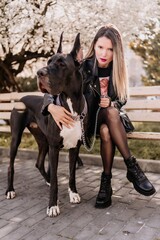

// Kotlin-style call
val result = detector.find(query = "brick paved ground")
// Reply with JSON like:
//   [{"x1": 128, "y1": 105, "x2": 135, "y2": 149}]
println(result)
[{"x1": 0, "y1": 156, "x2": 160, "y2": 240}]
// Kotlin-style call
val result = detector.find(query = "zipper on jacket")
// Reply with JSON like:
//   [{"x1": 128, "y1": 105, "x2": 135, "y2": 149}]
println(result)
[{"x1": 89, "y1": 84, "x2": 101, "y2": 97}]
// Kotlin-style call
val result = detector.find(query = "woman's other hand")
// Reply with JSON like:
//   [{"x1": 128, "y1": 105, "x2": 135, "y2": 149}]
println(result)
[{"x1": 99, "y1": 96, "x2": 111, "y2": 108}]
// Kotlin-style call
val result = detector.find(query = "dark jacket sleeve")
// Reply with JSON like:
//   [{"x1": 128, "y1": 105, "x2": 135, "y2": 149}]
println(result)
[
  {"x1": 113, "y1": 98, "x2": 127, "y2": 110},
  {"x1": 41, "y1": 93, "x2": 56, "y2": 116}
]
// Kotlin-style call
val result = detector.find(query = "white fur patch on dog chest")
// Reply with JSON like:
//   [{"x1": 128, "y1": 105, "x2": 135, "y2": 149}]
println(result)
[
  {"x1": 60, "y1": 121, "x2": 81, "y2": 149},
  {"x1": 60, "y1": 98, "x2": 82, "y2": 149}
]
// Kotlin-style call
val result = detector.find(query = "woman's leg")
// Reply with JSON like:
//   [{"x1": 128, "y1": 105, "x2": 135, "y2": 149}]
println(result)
[
  {"x1": 95, "y1": 123, "x2": 115, "y2": 208},
  {"x1": 100, "y1": 107, "x2": 155, "y2": 196},
  {"x1": 100, "y1": 107, "x2": 131, "y2": 160},
  {"x1": 100, "y1": 124, "x2": 115, "y2": 175}
]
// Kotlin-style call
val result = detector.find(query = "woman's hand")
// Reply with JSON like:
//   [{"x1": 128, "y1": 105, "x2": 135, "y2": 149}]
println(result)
[
  {"x1": 99, "y1": 96, "x2": 111, "y2": 108},
  {"x1": 48, "y1": 104, "x2": 75, "y2": 130}
]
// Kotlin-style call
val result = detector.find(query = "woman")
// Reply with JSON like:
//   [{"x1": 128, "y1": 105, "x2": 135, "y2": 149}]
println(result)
[{"x1": 42, "y1": 24, "x2": 155, "y2": 208}]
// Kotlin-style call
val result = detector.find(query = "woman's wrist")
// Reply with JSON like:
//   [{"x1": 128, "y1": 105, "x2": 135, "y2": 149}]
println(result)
[{"x1": 48, "y1": 103, "x2": 55, "y2": 113}]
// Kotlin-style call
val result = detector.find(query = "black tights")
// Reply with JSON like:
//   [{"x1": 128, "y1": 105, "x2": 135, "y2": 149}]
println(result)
[{"x1": 98, "y1": 106, "x2": 131, "y2": 175}]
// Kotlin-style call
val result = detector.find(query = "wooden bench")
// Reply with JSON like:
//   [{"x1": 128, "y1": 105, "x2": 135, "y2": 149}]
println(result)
[
  {"x1": 0, "y1": 86, "x2": 160, "y2": 141},
  {"x1": 0, "y1": 92, "x2": 43, "y2": 133},
  {"x1": 125, "y1": 86, "x2": 160, "y2": 140}
]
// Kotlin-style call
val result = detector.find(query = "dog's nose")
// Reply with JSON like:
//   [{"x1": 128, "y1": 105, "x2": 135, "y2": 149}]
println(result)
[{"x1": 37, "y1": 68, "x2": 47, "y2": 77}]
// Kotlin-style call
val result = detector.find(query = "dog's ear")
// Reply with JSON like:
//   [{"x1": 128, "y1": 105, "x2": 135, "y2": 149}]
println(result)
[
  {"x1": 70, "y1": 33, "x2": 83, "y2": 63},
  {"x1": 57, "y1": 32, "x2": 63, "y2": 53}
]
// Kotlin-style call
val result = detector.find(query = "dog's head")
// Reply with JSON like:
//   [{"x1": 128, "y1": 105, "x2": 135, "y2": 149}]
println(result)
[{"x1": 37, "y1": 33, "x2": 83, "y2": 96}]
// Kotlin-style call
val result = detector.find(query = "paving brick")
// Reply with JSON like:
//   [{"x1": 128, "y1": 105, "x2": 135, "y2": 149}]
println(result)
[
  {"x1": 74, "y1": 222, "x2": 99, "y2": 240},
  {"x1": 146, "y1": 214, "x2": 160, "y2": 229},
  {"x1": 0, "y1": 206, "x2": 26, "y2": 220},
  {"x1": 0, "y1": 222, "x2": 19, "y2": 238},
  {"x1": 136, "y1": 206, "x2": 156, "y2": 219},
  {"x1": 0, "y1": 226, "x2": 31, "y2": 240},
  {"x1": 39, "y1": 234, "x2": 61, "y2": 240},
  {"x1": 58, "y1": 225, "x2": 82, "y2": 239},
  {"x1": 114, "y1": 208, "x2": 137, "y2": 222},
  {"x1": 70, "y1": 212, "x2": 94, "y2": 228},
  {"x1": 0, "y1": 219, "x2": 9, "y2": 229},
  {"x1": 134, "y1": 225, "x2": 158, "y2": 240},
  {"x1": 122, "y1": 220, "x2": 145, "y2": 234},
  {"x1": 91, "y1": 220, "x2": 124, "y2": 240},
  {"x1": 0, "y1": 208, "x2": 8, "y2": 216}
]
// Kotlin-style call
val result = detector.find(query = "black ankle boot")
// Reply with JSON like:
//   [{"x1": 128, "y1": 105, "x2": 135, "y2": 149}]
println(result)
[
  {"x1": 124, "y1": 156, "x2": 156, "y2": 196},
  {"x1": 95, "y1": 172, "x2": 112, "y2": 208}
]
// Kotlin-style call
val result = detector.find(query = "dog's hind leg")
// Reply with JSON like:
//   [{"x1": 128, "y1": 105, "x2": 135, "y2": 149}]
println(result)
[
  {"x1": 36, "y1": 140, "x2": 50, "y2": 185},
  {"x1": 6, "y1": 109, "x2": 27, "y2": 199},
  {"x1": 30, "y1": 127, "x2": 50, "y2": 185},
  {"x1": 68, "y1": 143, "x2": 81, "y2": 204},
  {"x1": 77, "y1": 156, "x2": 84, "y2": 168}
]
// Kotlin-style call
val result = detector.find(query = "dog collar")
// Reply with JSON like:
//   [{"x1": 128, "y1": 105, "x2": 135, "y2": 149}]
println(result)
[
  {"x1": 71, "y1": 96, "x2": 87, "y2": 121},
  {"x1": 71, "y1": 115, "x2": 80, "y2": 121},
  {"x1": 56, "y1": 94, "x2": 87, "y2": 122}
]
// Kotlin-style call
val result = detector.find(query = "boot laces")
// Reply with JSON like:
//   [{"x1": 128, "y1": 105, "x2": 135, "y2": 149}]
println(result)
[
  {"x1": 133, "y1": 163, "x2": 146, "y2": 181},
  {"x1": 99, "y1": 177, "x2": 111, "y2": 193}
]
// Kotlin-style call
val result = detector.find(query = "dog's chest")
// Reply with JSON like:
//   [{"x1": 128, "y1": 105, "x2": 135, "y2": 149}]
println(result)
[{"x1": 60, "y1": 99, "x2": 82, "y2": 149}]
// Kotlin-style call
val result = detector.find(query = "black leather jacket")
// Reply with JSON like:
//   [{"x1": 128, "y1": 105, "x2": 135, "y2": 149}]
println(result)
[{"x1": 81, "y1": 57, "x2": 126, "y2": 135}]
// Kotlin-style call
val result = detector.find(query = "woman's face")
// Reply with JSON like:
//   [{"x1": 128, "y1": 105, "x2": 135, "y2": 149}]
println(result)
[{"x1": 94, "y1": 36, "x2": 113, "y2": 68}]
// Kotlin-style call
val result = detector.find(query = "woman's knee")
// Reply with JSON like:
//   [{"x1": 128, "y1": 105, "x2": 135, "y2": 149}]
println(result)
[
  {"x1": 104, "y1": 106, "x2": 120, "y2": 122},
  {"x1": 100, "y1": 124, "x2": 111, "y2": 142}
]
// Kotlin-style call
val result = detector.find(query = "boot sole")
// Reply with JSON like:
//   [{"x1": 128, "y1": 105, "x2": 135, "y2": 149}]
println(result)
[
  {"x1": 95, "y1": 189, "x2": 112, "y2": 208},
  {"x1": 127, "y1": 174, "x2": 156, "y2": 196},
  {"x1": 95, "y1": 199, "x2": 112, "y2": 209}
]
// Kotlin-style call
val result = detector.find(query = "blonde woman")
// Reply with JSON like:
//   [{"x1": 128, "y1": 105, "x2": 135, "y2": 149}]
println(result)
[
  {"x1": 42, "y1": 24, "x2": 155, "y2": 208},
  {"x1": 81, "y1": 24, "x2": 155, "y2": 208}
]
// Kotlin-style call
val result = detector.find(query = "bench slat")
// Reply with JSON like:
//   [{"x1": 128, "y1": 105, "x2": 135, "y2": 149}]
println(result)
[
  {"x1": 1, "y1": 111, "x2": 160, "y2": 123},
  {"x1": 129, "y1": 86, "x2": 160, "y2": 97},
  {"x1": 127, "y1": 132, "x2": 160, "y2": 140},
  {"x1": 0, "y1": 91, "x2": 43, "y2": 102},
  {"x1": 0, "y1": 126, "x2": 11, "y2": 132},
  {"x1": 125, "y1": 99, "x2": 160, "y2": 110},
  {"x1": 0, "y1": 102, "x2": 26, "y2": 111},
  {"x1": 127, "y1": 112, "x2": 160, "y2": 122},
  {"x1": 0, "y1": 112, "x2": 11, "y2": 120}
]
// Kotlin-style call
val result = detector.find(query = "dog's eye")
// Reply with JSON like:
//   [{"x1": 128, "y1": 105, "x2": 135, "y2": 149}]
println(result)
[{"x1": 56, "y1": 59, "x2": 66, "y2": 67}]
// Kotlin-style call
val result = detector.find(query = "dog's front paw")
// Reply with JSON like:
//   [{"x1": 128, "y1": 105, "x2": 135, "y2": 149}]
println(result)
[
  {"x1": 46, "y1": 205, "x2": 60, "y2": 217},
  {"x1": 6, "y1": 191, "x2": 16, "y2": 199},
  {"x1": 68, "y1": 188, "x2": 81, "y2": 203}
]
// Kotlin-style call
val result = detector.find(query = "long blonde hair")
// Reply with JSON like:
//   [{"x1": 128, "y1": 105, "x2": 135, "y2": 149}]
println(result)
[{"x1": 85, "y1": 24, "x2": 128, "y2": 100}]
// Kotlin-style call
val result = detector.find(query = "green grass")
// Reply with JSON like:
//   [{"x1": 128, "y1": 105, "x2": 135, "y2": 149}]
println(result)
[
  {"x1": 0, "y1": 133, "x2": 38, "y2": 150},
  {"x1": 0, "y1": 122, "x2": 160, "y2": 160},
  {"x1": 80, "y1": 138, "x2": 160, "y2": 160}
]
